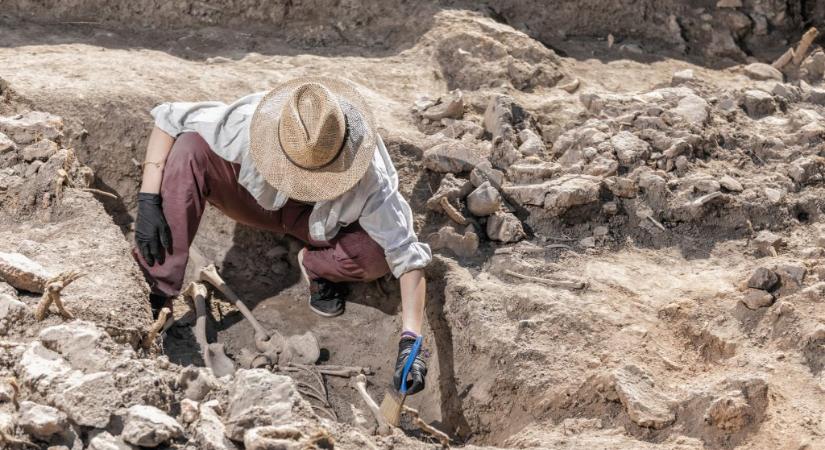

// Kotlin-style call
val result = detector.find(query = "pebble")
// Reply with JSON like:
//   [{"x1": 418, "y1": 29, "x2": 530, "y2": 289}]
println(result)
[
  {"x1": 467, "y1": 181, "x2": 501, "y2": 216},
  {"x1": 122, "y1": 405, "x2": 184, "y2": 447}
]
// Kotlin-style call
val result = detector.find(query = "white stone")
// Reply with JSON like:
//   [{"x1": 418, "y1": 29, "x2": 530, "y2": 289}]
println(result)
[
  {"x1": 517, "y1": 129, "x2": 545, "y2": 156},
  {"x1": 0, "y1": 251, "x2": 51, "y2": 292},
  {"x1": 744, "y1": 63, "x2": 783, "y2": 81},
  {"x1": 225, "y1": 369, "x2": 301, "y2": 441},
  {"x1": 0, "y1": 111, "x2": 63, "y2": 145},
  {"x1": 19, "y1": 400, "x2": 68, "y2": 438},
  {"x1": 467, "y1": 182, "x2": 501, "y2": 216},
  {"x1": 192, "y1": 403, "x2": 238, "y2": 450},
  {"x1": 0, "y1": 292, "x2": 27, "y2": 334},
  {"x1": 719, "y1": 175, "x2": 743, "y2": 192},
  {"x1": 54, "y1": 371, "x2": 119, "y2": 428},
  {"x1": 741, "y1": 90, "x2": 775, "y2": 117},
  {"x1": 423, "y1": 140, "x2": 489, "y2": 173},
  {"x1": 486, "y1": 212, "x2": 525, "y2": 243},
  {"x1": 122, "y1": 405, "x2": 184, "y2": 447},
  {"x1": 0, "y1": 132, "x2": 15, "y2": 153},
  {"x1": 611, "y1": 131, "x2": 650, "y2": 166},
  {"x1": 613, "y1": 365, "x2": 674, "y2": 429},
  {"x1": 39, "y1": 320, "x2": 113, "y2": 372},
  {"x1": 87, "y1": 431, "x2": 136, "y2": 450},
  {"x1": 671, "y1": 69, "x2": 694, "y2": 85},
  {"x1": 670, "y1": 93, "x2": 709, "y2": 125}
]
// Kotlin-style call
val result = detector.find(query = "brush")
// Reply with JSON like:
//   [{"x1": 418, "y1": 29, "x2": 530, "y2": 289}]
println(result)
[{"x1": 379, "y1": 334, "x2": 423, "y2": 427}]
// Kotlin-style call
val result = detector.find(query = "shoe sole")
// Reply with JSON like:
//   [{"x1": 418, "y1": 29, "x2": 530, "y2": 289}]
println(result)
[{"x1": 307, "y1": 296, "x2": 345, "y2": 318}]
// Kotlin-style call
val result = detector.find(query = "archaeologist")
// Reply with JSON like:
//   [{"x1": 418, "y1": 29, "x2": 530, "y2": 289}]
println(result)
[{"x1": 134, "y1": 77, "x2": 429, "y2": 395}]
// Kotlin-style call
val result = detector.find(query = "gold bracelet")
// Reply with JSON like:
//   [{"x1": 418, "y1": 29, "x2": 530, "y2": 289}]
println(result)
[{"x1": 142, "y1": 161, "x2": 165, "y2": 170}]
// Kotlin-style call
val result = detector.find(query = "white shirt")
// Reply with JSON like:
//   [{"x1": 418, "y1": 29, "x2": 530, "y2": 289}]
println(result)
[{"x1": 151, "y1": 92, "x2": 431, "y2": 278}]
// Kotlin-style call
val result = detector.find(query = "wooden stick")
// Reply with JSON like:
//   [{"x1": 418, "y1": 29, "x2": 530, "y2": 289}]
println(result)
[
  {"x1": 142, "y1": 307, "x2": 171, "y2": 349},
  {"x1": 353, "y1": 374, "x2": 392, "y2": 436},
  {"x1": 403, "y1": 405, "x2": 451, "y2": 448},
  {"x1": 503, "y1": 269, "x2": 586, "y2": 290},
  {"x1": 772, "y1": 47, "x2": 795, "y2": 69},
  {"x1": 793, "y1": 27, "x2": 819, "y2": 65},
  {"x1": 439, "y1": 197, "x2": 467, "y2": 225}
]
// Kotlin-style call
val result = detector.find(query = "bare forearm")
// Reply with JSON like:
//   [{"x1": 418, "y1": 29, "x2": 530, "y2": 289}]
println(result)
[
  {"x1": 139, "y1": 126, "x2": 175, "y2": 194},
  {"x1": 399, "y1": 269, "x2": 426, "y2": 335}
]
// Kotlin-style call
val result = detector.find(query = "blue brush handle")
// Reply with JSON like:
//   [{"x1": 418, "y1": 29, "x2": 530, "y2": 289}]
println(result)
[{"x1": 400, "y1": 335, "x2": 423, "y2": 395}]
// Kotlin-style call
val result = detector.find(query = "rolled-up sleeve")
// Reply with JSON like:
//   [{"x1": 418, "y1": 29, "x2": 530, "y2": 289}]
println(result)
[
  {"x1": 359, "y1": 177, "x2": 432, "y2": 278},
  {"x1": 150, "y1": 93, "x2": 263, "y2": 163}
]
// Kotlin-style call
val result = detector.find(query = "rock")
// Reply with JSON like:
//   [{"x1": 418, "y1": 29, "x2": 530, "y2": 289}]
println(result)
[
  {"x1": 39, "y1": 321, "x2": 114, "y2": 372},
  {"x1": 428, "y1": 225, "x2": 479, "y2": 258},
  {"x1": 517, "y1": 129, "x2": 545, "y2": 156},
  {"x1": 19, "y1": 400, "x2": 69, "y2": 438},
  {"x1": 507, "y1": 160, "x2": 560, "y2": 184},
  {"x1": 0, "y1": 378, "x2": 17, "y2": 404},
  {"x1": 742, "y1": 289, "x2": 774, "y2": 309},
  {"x1": 744, "y1": 63, "x2": 783, "y2": 81},
  {"x1": 579, "y1": 236, "x2": 596, "y2": 248},
  {"x1": 747, "y1": 267, "x2": 779, "y2": 291},
  {"x1": 610, "y1": 131, "x2": 650, "y2": 166},
  {"x1": 0, "y1": 410, "x2": 15, "y2": 435},
  {"x1": 754, "y1": 230, "x2": 783, "y2": 257},
  {"x1": 0, "y1": 251, "x2": 51, "y2": 292},
  {"x1": 180, "y1": 398, "x2": 200, "y2": 424},
  {"x1": 122, "y1": 405, "x2": 184, "y2": 447},
  {"x1": 193, "y1": 402, "x2": 238, "y2": 450},
  {"x1": 87, "y1": 431, "x2": 135, "y2": 450},
  {"x1": 486, "y1": 212, "x2": 525, "y2": 243},
  {"x1": 719, "y1": 175, "x2": 743, "y2": 192},
  {"x1": 483, "y1": 94, "x2": 521, "y2": 143},
  {"x1": 740, "y1": 90, "x2": 775, "y2": 118},
  {"x1": 544, "y1": 175, "x2": 602, "y2": 214},
  {"x1": 491, "y1": 139, "x2": 521, "y2": 170},
  {"x1": 22, "y1": 139, "x2": 59, "y2": 162},
  {"x1": 426, "y1": 173, "x2": 473, "y2": 210},
  {"x1": 764, "y1": 187, "x2": 783, "y2": 203},
  {"x1": 775, "y1": 264, "x2": 806, "y2": 295},
  {"x1": 225, "y1": 369, "x2": 303, "y2": 441},
  {"x1": 178, "y1": 367, "x2": 219, "y2": 402},
  {"x1": 705, "y1": 391, "x2": 750, "y2": 431},
  {"x1": 694, "y1": 178, "x2": 721, "y2": 193},
  {"x1": 442, "y1": 119, "x2": 484, "y2": 140},
  {"x1": 54, "y1": 371, "x2": 119, "y2": 428},
  {"x1": 0, "y1": 292, "x2": 28, "y2": 334},
  {"x1": 0, "y1": 281, "x2": 15, "y2": 297},
  {"x1": 423, "y1": 140, "x2": 489, "y2": 173},
  {"x1": 603, "y1": 177, "x2": 637, "y2": 198},
  {"x1": 788, "y1": 156, "x2": 818, "y2": 184},
  {"x1": 470, "y1": 160, "x2": 505, "y2": 187},
  {"x1": 586, "y1": 156, "x2": 619, "y2": 177},
  {"x1": 467, "y1": 182, "x2": 501, "y2": 216},
  {"x1": 420, "y1": 89, "x2": 463, "y2": 121},
  {"x1": 0, "y1": 111, "x2": 63, "y2": 145},
  {"x1": 18, "y1": 342, "x2": 74, "y2": 393},
  {"x1": 671, "y1": 69, "x2": 694, "y2": 85},
  {"x1": 613, "y1": 365, "x2": 675, "y2": 429},
  {"x1": 716, "y1": 0, "x2": 742, "y2": 7},
  {"x1": 801, "y1": 49, "x2": 825, "y2": 82},
  {"x1": 0, "y1": 132, "x2": 15, "y2": 153},
  {"x1": 670, "y1": 93, "x2": 709, "y2": 125},
  {"x1": 772, "y1": 83, "x2": 801, "y2": 102}
]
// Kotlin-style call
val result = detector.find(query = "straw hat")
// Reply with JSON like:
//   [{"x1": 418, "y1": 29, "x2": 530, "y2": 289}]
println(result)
[{"x1": 249, "y1": 77, "x2": 376, "y2": 202}]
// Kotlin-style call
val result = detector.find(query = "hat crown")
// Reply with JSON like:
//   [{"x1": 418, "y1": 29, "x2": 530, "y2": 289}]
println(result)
[{"x1": 278, "y1": 83, "x2": 346, "y2": 170}]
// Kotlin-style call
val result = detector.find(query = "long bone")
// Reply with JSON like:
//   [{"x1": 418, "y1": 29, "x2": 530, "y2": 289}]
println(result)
[
  {"x1": 198, "y1": 264, "x2": 321, "y2": 366},
  {"x1": 183, "y1": 282, "x2": 235, "y2": 377}
]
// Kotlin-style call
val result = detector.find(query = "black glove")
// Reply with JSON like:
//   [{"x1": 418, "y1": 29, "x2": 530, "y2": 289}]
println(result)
[
  {"x1": 392, "y1": 335, "x2": 427, "y2": 395},
  {"x1": 135, "y1": 193, "x2": 172, "y2": 266}
]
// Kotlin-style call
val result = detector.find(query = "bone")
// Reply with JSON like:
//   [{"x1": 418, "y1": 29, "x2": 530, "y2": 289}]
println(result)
[
  {"x1": 142, "y1": 307, "x2": 171, "y2": 349},
  {"x1": 198, "y1": 264, "x2": 271, "y2": 340},
  {"x1": 503, "y1": 269, "x2": 587, "y2": 290},
  {"x1": 403, "y1": 405, "x2": 451, "y2": 448},
  {"x1": 34, "y1": 271, "x2": 83, "y2": 321},
  {"x1": 353, "y1": 374, "x2": 392, "y2": 436},
  {"x1": 184, "y1": 282, "x2": 235, "y2": 378},
  {"x1": 439, "y1": 197, "x2": 468, "y2": 225}
]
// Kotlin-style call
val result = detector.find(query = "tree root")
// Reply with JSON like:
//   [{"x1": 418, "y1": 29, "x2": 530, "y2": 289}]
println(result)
[
  {"x1": 34, "y1": 270, "x2": 83, "y2": 321},
  {"x1": 403, "y1": 405, "x2": 451, "y2": 448}
]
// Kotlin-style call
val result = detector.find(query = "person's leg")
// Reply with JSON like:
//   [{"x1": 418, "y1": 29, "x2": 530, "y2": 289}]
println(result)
[
  {"x1": 134, "y1": 132, "x2": 294, "y2": 298},
  {"x1": 302, "y1": 223, "x2": 391, "y2": 283}
]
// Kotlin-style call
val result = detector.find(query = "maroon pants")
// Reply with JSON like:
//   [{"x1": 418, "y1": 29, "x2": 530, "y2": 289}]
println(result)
[{"x1": 134, "y1": 132, "x2": 390, "y2": 297}]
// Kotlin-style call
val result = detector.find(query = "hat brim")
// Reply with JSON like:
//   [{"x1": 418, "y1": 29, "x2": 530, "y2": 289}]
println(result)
[{"x1": 249, "y1": 77, "x2": 376, "y2": 203}]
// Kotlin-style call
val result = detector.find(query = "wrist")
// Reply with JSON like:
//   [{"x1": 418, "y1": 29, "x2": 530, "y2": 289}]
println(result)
[{"x1": 400, "y1": 330, "x2": 419, "y2": 341}]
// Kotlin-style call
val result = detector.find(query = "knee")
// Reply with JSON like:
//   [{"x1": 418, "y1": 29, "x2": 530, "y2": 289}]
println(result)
[
  {"x1": 336, "y1": 235, "x2": 390, "y2": 282},
  {"x1": 166, "y1": 132, "x2": 210, "y2": 171}
]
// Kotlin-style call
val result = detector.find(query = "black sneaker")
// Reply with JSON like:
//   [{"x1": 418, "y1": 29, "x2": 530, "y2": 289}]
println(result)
[{"x1": 308, "y1": 279, "x2": 348, "y2": 317}]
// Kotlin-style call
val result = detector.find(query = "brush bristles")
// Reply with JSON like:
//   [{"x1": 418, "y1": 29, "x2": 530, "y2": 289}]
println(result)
[{"x1": 379, "y1": 392, "x2": 403, "y2": 427}]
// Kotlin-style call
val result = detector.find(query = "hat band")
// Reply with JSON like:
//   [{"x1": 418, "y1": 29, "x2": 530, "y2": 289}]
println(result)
[{"x1": 279, "y1": 116, "x2": 349, "y2": 171}]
